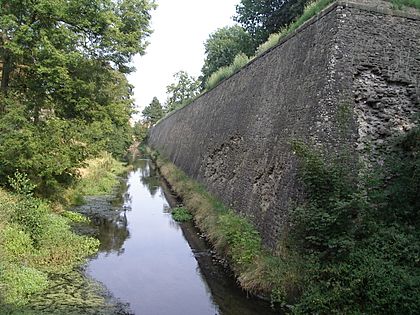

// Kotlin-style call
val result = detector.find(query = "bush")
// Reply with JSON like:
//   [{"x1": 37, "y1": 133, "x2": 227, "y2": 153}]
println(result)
[
  {"x1": 171, "y1": 207, "x2": 193, "y2": 222},
  {"x1": 289, "y1": 128, "x2": 420, "y2": 313},
  {"x1": 390, "y1": 0, "x2": 420, "y2": 9}
]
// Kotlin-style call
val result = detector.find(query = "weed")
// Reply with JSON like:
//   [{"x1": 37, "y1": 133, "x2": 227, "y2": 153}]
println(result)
[
  {"x1": 205, "y1": 53, "x2": 250, "y2": 90},
  {"x1": 171, "y1": 207, "x2": 193, "y2": 222}
]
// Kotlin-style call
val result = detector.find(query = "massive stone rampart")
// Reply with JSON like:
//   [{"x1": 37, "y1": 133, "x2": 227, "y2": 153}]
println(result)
[{"x1": 149, "y1": 1, "x2": 420, "y2": 248}]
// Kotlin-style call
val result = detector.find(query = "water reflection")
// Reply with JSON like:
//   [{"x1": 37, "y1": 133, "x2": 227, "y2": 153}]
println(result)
[
  {"x1": 93, "y1": 214, "x2": 129, "y2": 255},
  {"x1": 85, "y1": 159, "x2": 279, "y2": 315}
]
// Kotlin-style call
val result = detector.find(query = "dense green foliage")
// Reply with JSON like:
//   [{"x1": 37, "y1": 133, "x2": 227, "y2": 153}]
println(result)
[
  {"x1": 0, "y1": 0, "x2": 154, "y2": 196},
  {"x1": 201, "y1": 26, "x2": 255, "y2": 87},
  {"x1": 234, "y1": 0, "x2": 311, "y2": 46},
  {"x1": 0, "y1": 179, "x2": 99, "y2": 306},
  {"x1": 133, "y1": 120, "x2": 149, "y2": 144},
  {"x1": 0, "y1": 151, "x2": 125, "y2": 306},
  {"x1": 0, "y1": 0, "x2": 154, "y2": 307},
  {"x1": 171, "y1": 207, "x2": 193, "y2": 222},
  {"x1": 142, "y1": 96, "x2": 164, "y2": 126},
  {"x1": 289, "y1": 127, "x2": 419, "y2": 313}
]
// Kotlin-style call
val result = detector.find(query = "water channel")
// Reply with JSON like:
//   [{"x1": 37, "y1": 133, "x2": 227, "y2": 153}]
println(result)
[{"x1": 5, "y1": 159, "x2": 279, "y2": 315}]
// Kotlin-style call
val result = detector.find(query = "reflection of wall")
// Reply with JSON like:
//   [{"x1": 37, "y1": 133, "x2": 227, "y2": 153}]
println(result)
[{"x1": 149, "y1": 1, "x2": 420, "y2": 248}]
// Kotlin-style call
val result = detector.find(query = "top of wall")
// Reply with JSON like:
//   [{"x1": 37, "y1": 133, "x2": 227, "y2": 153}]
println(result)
[{"x1": 153, "y1": 0, "x2": 420, "y2": 127}]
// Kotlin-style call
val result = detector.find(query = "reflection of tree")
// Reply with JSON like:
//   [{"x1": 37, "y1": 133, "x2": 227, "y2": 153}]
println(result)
[
  {"x1": 138, "y1": 160, "x2": 160, "y2": 197},
  {"x1": 96, "y1": 214, "x2": 129, "y2": 255},
  {"x1": 111, "y1": 178, "x2": 131, "y2": 206}
]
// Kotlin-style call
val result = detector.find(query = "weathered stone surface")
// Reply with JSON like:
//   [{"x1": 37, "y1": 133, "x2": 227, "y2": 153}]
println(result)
[{"x1": 149, "y1": 1, "x2": 419, "y2": 248}]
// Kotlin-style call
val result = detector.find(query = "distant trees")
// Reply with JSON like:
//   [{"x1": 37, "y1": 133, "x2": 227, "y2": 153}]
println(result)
[
  {"x1": 234, "y1": 0, "x2": 311, "y2": 46},
  {"x1": 165, "y1": 71, "x2": 200, "y2": 112},
  {"x1": 201, "y1": 26, "x2": 255, "y2": 87},
  {"x1": 142, "y1": 97, "x2": 164, "y2": 125}
]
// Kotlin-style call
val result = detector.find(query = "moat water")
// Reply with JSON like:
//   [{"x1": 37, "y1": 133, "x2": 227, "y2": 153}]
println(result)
[{"x1": 4, "y1": 159, "x2": 279, "y2": 315}]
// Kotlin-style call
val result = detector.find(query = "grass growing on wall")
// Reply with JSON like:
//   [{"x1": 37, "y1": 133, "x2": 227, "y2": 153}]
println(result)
[
  {"x1": 206, "y1": 0, "x2": 419, "y2": 91},
  {"x1": 390, "y1": 0, "x2": 420, "y2": 9},
  {"x1": 256, "y1": 0, "x2": 334, "y2": 56},
  {"x1": 205, "y1": 53, "x2": 250, "y2": 90}
]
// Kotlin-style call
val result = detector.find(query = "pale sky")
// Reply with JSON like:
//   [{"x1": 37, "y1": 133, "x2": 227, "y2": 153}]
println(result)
[{"x1": 128, "y1": 0, "x2": 239, "y2": 120}]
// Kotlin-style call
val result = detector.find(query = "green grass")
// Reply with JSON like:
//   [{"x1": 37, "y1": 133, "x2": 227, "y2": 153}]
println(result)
[
  {"x1": 171, "y1": 207, "x2": 193, "y2": 222},
  {"x1": 0, "y1": 152, "x2": 125, "y2": 306},
  {"x1": 205, "y1": 53, "x2": 250, "y2": 90},
  {"x1": 0, "y1": 187, "x2": 99, "y2": 306},
  {"x1": 390, "y1": 0, "x2": 420, "y2": 9},
  {"x1": 65, "y1": 151, "x2": 126, "y2": 205}
]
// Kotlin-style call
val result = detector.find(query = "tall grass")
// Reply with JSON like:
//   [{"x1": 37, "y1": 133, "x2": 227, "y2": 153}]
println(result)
[
  {"x1": 205, "y1": 53, "x2": 250, "y2": 90},
  {"x1": 64, "y1": 152, "x2": 126, "y2": 206},
  {"x1": 0, "y1": 152, "x2": 125, "y2": 306}
]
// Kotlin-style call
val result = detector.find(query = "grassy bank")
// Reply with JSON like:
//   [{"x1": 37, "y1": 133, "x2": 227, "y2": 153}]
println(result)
[
  {"x1": 0, "y1": 186, "x2": 99, "y2": 306},
  {"x1": 149, "y1": 149, "x2": 298, "y2": 308},
  {"x1": 63, "y1": 151, "x2": 127, "y2": 207},
  {"x1": 0, "y1": 152, "x2": 126, "y2": 307}
]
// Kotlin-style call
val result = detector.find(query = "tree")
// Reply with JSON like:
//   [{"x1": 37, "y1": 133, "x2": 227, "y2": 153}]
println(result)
[
  {"x1": 0, "y1": 0, "x2": 155, "y2": 195},
  {"x1": 142, "y1": 97, "x2": 164, "y2": 126},
  {"x1": 234, "y1": 0, "x2": 311, "y2": 45},
  {"x1": 165, "y1": 71, "x2": 200, "y2": 112},
  {"x1": 133, "y1": 121, "x2": 149, "y2": 144},
  {"x1": 201, "y1": 25, "x2": 255, "y2": 87}
]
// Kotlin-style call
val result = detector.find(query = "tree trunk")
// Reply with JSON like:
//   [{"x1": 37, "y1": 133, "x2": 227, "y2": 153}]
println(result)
[{"x1": 0, "y1": 52, "x2": 12, "y2": 113}]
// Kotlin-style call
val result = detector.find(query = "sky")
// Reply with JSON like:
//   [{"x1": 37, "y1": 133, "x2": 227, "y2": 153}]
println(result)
[{"x1": 128, "y1": 0, "x2": 239, "y2": 120}]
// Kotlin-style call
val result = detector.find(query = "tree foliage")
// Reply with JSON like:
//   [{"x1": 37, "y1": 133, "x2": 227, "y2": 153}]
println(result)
[
  {"x1": 142, "y1": 96, "x2": 163, "y2": 126},
  {"x1": 201, "y1": 26, "x2": 255, "y2": 86},
  {"x1": 165, "y1": 71, "x2": 200, "y2": 113},
  {"x1": 234, "y1": 0, "x2": 311, "y2": 45},
  {"x1": 0, "y1": 0, "x2": 155, "y2": 196}
]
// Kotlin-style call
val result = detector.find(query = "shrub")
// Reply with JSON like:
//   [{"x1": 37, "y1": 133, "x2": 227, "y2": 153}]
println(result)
[
  {"x1": 171, "y1": 207, "x2": 193, "y2": 222},
  {"x1": 289, "y1": 128, "x2": 420, "y2": 313}
]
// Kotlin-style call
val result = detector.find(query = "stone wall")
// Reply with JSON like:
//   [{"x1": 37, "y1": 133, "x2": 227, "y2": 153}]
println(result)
[{"x1": 149, "y1": 1, "x2": 419, "y2": 248}]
